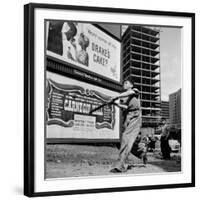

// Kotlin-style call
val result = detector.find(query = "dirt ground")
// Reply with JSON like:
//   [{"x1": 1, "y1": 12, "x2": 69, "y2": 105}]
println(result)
[{"x1": 45, "y1": 144, "x2": 181, "y2": 179}]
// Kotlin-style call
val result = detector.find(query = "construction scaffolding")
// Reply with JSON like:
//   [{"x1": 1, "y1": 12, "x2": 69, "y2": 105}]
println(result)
[{"x1": 122, "y1": 25, "x2": 161, "y2": 127}]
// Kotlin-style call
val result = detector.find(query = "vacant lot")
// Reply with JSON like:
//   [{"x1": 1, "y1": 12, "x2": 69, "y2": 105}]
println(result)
[{"x1": 45, "y1": 144, "x2": 181, "y2": 179}]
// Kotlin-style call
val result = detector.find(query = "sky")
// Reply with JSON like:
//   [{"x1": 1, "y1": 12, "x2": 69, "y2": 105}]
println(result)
[{"x1": 160, "y1": 27, "x2": 181, "y2": 101}]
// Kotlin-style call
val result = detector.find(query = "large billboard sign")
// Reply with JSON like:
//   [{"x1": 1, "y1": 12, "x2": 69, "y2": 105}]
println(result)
[
  {"x1": 46, "y1": 72, "x2": 120, "y2": 140},
  {"x1": 46, "y1": 21, "x2": 121, "y2": 82}
]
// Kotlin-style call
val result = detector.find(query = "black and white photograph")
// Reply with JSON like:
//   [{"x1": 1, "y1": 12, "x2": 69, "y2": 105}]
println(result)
[
  {"x1": 23, "y1": 3, "x2": 195, "y2": 197},
  {"x1": 45, "y1": 21, "x2": 182, "y2": 178}
]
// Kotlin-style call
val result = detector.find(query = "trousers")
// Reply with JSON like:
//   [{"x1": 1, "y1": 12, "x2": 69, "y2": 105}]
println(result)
[{"x1": 114, "y1": 111, "x2": 142, "y2": 172}]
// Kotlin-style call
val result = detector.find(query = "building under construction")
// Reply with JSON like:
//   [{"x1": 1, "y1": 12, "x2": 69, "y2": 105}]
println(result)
[{"x1": 122, "y1": 25, "x2": 161, "y2": 128}]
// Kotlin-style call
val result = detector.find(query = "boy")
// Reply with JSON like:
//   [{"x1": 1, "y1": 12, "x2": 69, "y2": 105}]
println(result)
[
  {"x1": 160, "y1": 119, "x2": 171, "y2": 159},
  {"x1": 110, "y1": 77, "x2": 142, "y2": 172}
]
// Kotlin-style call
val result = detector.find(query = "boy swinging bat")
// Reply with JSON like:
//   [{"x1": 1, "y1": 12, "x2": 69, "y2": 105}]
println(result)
[{"x1": 109, "y1": 77, "x2": 143, "y2": 172}]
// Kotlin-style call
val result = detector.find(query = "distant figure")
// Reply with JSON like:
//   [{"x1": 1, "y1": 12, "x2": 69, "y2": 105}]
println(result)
[
  {"x1": 131, "y1": 132, "x2": 149, "y2": 164},
  {"x1": 47, "y1": 21, "x2": 64, "y2": 55},
  {"x1": 160, "y1": 119, "x2": 171, "y2": 159},
  {"x1": 148, "y1": 134, "x2": 156, "y2": 152}
]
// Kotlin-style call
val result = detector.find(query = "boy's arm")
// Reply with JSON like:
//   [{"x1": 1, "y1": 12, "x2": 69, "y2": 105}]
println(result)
[
  {"x1": 112, "y1": 88, "x2": 139, "y2": 100},
  {"x1": 114, "y1": 102, "x2": 128, "y2": 110}
]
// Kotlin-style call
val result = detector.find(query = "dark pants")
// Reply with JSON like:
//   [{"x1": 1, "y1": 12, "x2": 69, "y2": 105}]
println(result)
[{"x1": 160, "y1": 137, "x2": 171, "y2": 159}]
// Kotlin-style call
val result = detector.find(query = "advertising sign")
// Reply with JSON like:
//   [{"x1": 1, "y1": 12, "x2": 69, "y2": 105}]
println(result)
[
  {"x1": 46, "y1": 21, "x2": 121, "y2": 82},
  {"x1": 46, "y1": 72, "x2": 120, "y2": 140}
]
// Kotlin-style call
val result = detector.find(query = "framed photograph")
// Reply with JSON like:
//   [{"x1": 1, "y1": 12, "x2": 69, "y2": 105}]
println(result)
[{"x1": 24, "y1": 3, "x2": 195, "y2": 197}]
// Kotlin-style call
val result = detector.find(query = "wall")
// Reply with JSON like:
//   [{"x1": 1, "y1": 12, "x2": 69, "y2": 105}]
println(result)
[{"x1": 0, "y1": 0, "x2": 199, "y2": 200}]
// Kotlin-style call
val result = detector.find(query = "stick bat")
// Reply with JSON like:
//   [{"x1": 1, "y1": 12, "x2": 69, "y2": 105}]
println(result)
[{"x1": 89, "y1": 98, "x2": 118, "y2": 114}]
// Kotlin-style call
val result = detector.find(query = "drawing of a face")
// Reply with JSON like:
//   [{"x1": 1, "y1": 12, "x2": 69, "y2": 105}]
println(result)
[{"x1": 78, "y1": 33, "x2": 89, "y2": 50}]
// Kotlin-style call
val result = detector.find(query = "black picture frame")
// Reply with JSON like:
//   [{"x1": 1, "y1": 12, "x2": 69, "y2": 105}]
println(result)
[{"x1": 24, "y1": 3, "x2": 195, "y2": 197}]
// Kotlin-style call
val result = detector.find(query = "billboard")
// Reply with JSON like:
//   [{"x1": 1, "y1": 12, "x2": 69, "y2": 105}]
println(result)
[
  {"x1": 46, "y1": 21, "x2": 121, "y2": 82},
  {"x1": 46, "y1": 72, "x2": 120, "y2": 140}
]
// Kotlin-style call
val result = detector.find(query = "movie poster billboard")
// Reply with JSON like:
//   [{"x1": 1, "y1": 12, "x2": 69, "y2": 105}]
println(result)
[
  {"x1": 46, "y1": 21, "x2": 121, "y2": 82},
  {"x1": 46, "y1": 72, "x2": 120, "y2": 140}
]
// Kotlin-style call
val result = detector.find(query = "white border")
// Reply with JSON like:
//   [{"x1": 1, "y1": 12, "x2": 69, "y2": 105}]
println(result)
[{"x1": 35, "y1": 8, "x2": 192, "y2": 193}]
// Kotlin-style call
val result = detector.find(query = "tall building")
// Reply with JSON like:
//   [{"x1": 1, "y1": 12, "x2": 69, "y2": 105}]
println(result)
[
  {"x1": 122, "y1": 25, "x2": 161, "y2": 127},
  {"x1": 169, "y1": 89, "x2": 181, "y2": 129},
  {"x1": 161, "y1": 101, "x2": 169, "y2": 120}
]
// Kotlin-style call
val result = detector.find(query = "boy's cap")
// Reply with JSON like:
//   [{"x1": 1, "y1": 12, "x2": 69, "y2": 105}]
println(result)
[{"x1": 123, "y1": 76, "x2": 135, "y2": 85}]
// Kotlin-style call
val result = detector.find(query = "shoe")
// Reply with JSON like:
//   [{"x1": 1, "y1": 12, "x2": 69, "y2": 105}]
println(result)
[
  {"x1": 110, "y1": 162, "x2": 128, "y2": 173},
  {"x1": 110, "y1": 168, "x2": 123, "y2": 173},
  {"x1": 142, "y1": 155, "x2": 148, "y2": 165}
]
